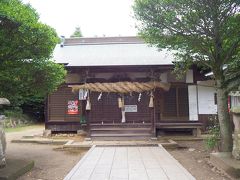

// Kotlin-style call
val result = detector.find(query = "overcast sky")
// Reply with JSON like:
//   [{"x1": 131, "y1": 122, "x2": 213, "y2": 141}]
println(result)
[{"x1": 23, "y1": 0, "x2": 138, "y2": 38}]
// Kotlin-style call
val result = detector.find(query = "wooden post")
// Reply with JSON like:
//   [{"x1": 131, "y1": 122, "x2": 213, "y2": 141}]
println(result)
[
  {"x1": 152, "y1": 107, "x2": 156, "y2": 137},
  {"x1": 86, "y1": 111, "x2": 91, "y2": 137},
  {"x1": 84, "y1": 94, "x2": 91, "y2": 137},
  {"x1": 151, "y1": 92, "x2": 156, "y2": 137}
]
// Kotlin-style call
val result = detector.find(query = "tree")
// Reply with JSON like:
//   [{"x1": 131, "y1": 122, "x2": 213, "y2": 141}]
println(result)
[
  {"x1": 133, "y1": 0, "x2": 240, "y2": 152},
  {"x1": 0, "y1": 59, "x2": 66, "y2": 107},
  {"x1": 0, "y1": 0, "x2": 66, "y2": 108},
  {"x1": 70, "y1": 27, "x2": 83, "y2": 37},
  {"x1": 0, "y1": 0, "x2": 58, "y2": 62}
]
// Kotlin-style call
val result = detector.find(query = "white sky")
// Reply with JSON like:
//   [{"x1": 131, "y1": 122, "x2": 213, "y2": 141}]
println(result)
[{"x1": 23, "y1": 0, "x2": 138, "y2": 38}]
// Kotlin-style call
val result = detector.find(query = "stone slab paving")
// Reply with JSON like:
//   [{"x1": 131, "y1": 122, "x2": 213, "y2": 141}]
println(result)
[{"x1": 64, "y1": 145, "x2": 195, "y2": 180}]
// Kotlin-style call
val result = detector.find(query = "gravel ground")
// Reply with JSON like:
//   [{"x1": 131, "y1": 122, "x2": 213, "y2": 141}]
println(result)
[
  {"x1": 5, "y1": 125, "x2": 87, "y2": 180},
  {"x1": 168, "y1": 141, "x2": 233, "y2": 180},
  {"x1": 4, "y1": 126, "x2": 235, "y2": 180}
]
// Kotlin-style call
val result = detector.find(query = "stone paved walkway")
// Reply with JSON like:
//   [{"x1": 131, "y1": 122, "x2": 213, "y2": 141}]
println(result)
[{"x1": 64, "y1": 145, "x2": 195, "y2": 180}]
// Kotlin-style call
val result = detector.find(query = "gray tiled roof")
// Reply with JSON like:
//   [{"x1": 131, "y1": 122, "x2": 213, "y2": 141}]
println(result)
[{"x1": 53, "y1": 36, "x2": 175, "y2": 66}]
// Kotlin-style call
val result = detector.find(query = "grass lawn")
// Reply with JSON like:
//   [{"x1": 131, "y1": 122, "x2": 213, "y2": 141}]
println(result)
[{"x1": 4, "y1": 124, "x2": 44, "y2": 133}]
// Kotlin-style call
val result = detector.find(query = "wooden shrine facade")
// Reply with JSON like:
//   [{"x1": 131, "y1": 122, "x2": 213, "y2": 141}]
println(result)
[
  {"x1": 45, "y1": 36, "x2": 218, "y2": 137},
  {"x1": 45, "y1": 65, "x2": 206, "y2": 136}
]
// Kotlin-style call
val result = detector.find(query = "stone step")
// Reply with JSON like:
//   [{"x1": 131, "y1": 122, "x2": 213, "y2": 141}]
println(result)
[
  {"x1": 91, "y1": 133, "x2": 152, "y2": 137},
  {"x1": 91, "y1": 127, "x2": 151, "y2": 131},
  {"x1": 90, "y1": 123, "x2": 151, "y2": 129},
  {"x1": 90, "y1": 133, "x2": 152, "y2": 141},
  {"x1": 89, "y1": 123, "x2": 153, "y2": 140},
  {"x1": 90, "y1": 128, "x2": 151, "y2": 134}
]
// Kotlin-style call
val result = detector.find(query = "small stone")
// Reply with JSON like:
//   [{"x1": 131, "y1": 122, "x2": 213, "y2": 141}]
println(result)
[
  {"x1": 197, "y1": 159, "x2": 202, "y2": 163},
  {"x1": 188, "y1": 148, "x2": 195, "y2": 152}
]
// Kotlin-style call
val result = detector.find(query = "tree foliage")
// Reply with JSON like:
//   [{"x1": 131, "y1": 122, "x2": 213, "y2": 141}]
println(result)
[
  {"x1": 0, "y1": 60, "x2": 66, "y2": 106},
  {"x1": 0, "y1": 0, "x2": 59, "y2": 62},
  {"x1": 133, "y1": 0, "x2": 240, "y2": 152},
  {"x1": 70, "y1": 27, "x2": 83, "y2": 38},
  {"x1": 0, "y1": 0, "x2": 66, "y2": 108}
]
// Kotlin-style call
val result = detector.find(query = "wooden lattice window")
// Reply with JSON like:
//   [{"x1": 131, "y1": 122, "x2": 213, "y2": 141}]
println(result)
[{"x1": 162, "y1": 86, "x2": 189, "y2": 119}]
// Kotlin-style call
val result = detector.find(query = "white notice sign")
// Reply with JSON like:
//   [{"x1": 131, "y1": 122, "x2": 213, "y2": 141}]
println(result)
[{"x1": 124, "y1": 105, "x2": 137, "y2": 112}]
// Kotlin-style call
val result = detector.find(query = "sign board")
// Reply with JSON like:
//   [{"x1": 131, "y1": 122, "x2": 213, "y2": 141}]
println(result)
[
  {"x1": 67, "y1": 100, "x2": 79, "y2": 114},
  {"x1": 124, "y1": 105, "x2": 137, "y2": 112},
  {"x1": 188, "y1": 85, "x2": 198, "y2": 121}
]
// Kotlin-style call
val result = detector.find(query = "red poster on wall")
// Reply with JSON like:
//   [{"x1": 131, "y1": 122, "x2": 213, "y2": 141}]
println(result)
[{"x1": 67, "y1": 100, "x2": 79, "y2": 114}]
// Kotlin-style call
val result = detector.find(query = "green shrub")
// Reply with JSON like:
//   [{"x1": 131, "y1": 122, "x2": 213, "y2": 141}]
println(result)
[
  {"x1": 204, "y1": 124, "x2": 220, "y2": 150},
  {"x1": 2, "y1": 110, "x2": 34, "y2": 128},
  {"x1": 4, "y1": 109, "x2": 23, "y2": 118}
]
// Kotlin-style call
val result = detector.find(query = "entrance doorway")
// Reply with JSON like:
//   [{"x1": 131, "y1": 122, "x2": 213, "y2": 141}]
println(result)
[{"x1": 89, "y1": 92, "x2": 151, "y2": 124}]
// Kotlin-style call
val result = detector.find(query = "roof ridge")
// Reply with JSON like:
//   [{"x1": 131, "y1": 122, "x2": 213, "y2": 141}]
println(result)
[
  {"x1": 62, "y1": 36, "x2": 144, "y2": 46},
  {"x1": 66, "y1": 35, "x2": 139, "y2": 39},
  {"x1": 63, "y1": 41, "x2": 144, "y2": 46}
]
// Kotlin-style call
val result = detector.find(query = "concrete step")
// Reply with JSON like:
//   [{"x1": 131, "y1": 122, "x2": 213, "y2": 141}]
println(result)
[
  {"x1": 90, "y1": 123, "x2": 151, "y2": 129},
  {"x1": 90, "y1": 133, "x2": 152, "y2": 141},
  {"x1": 90, "y1": 128, "x2": 151, "y2": 134},
  {"x1": 89, "y1": 123, "x2": 153, "y2": 140},
  {"x1": 91, "y1": 133, "x2": 152, "y2": 137},
  {"x1": 90, "y1": 127, "x2": 151, "y2": 130},
  {"x1": 90, "y1": 131, "x2": 151, "y2": 135}
]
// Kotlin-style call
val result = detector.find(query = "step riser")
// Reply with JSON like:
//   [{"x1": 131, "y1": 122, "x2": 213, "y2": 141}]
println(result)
[
  {"x1": 91, "y1": 136, "x2": 152, "y2": 141},
  {"x1": 91, "y1": 133, "x2": 152, "y2": 136},
  {"x1": 89, "y1": 124, "x2": 152, "y2": 139},
  {"x1": 90, "y1": 128, "x2": 151, "y2": 130},
  {"x1": 90, "y1": 130, "x2": 151, "y2": 134},
  {"x1": 90, "y1": 122, "x2": 151, "y2": 124},
  {"x1": 90, "y1": 125, "x2": 151, "y2": 129}
]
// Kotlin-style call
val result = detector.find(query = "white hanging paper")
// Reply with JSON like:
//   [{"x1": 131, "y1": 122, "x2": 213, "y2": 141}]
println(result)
[
  {"x1": 79, "y1": 89, "x2": 87, "y2": 100},
  {"x1": 121, "y1": 110, "x2": 126, "y2": 123},
  {"x1": 138, "y1": 93, "x2": 142, "y2": 102},
  {"x1": 83, "y1": 90, "x2": 88, "y2": 100},
  {"x1": 98, "y1": 92, "x2": 102, "y2": 101}
]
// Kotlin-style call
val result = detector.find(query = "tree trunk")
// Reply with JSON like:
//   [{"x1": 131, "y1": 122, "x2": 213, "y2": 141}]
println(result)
[{"x1": 217, "y1": 81, "x2": 233, "y2": 152}]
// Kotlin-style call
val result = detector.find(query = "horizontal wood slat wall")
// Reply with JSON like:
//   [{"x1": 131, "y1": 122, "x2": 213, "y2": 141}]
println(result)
[{"x1": 48, "y1": 85, "x2": 81, "y2": 122}]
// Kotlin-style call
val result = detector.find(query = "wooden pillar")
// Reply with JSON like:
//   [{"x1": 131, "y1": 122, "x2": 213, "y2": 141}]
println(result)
[
  {"x1": 83, "y1": 97, "x2": 91, "y2": 137},
  {"x1": 151, "y1": 107, "x2": 156, "y2": 136},
  {"x1": 85, "y1": 111, "x2": 91, "y2": 137},
  {"x1": 151, "y1": 92, "x2": 157, "y2": 137}
]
